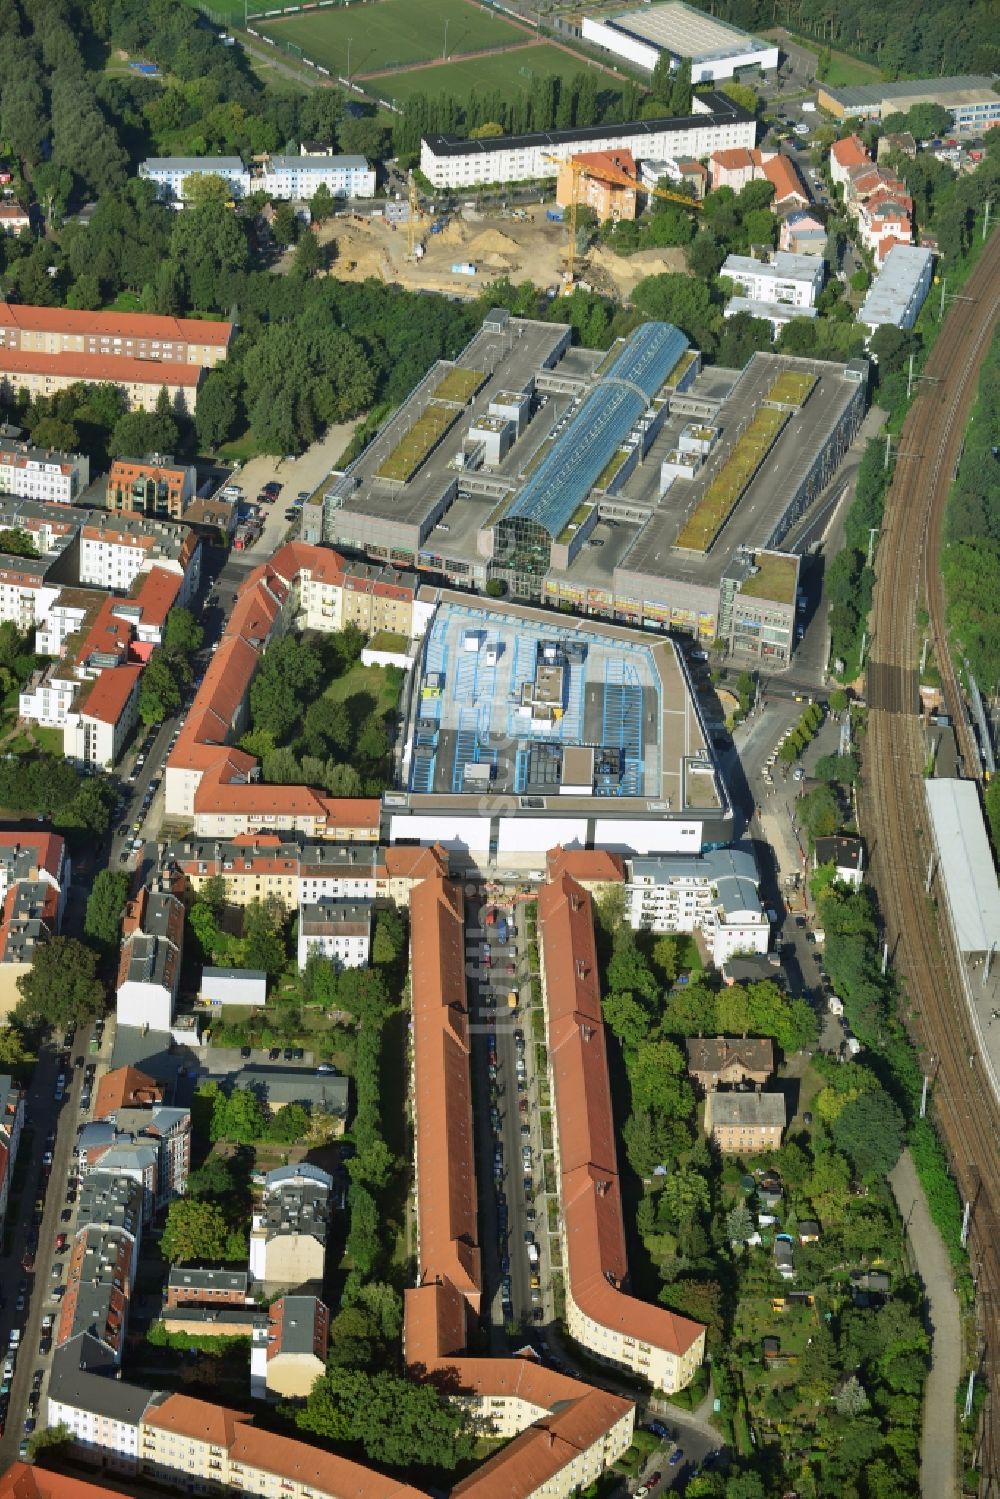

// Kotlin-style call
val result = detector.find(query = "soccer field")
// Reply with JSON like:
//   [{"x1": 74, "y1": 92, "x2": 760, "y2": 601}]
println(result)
[
  {"x1": 368, "y1": 43, "x2": 622, "y2": 109},
  {"x1": 256, "y1": 0, "x2": 525, "y2": 77}
]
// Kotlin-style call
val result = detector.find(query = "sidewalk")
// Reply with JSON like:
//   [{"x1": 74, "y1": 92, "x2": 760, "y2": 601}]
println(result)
[{"x1": 889, "y1": 1149, "x2": 962, "y2": 1499}]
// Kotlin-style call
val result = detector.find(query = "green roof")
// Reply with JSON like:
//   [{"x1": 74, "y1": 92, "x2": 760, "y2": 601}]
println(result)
[{"x1": 738, "y1": 551, "x2": 798, "y2": 604}]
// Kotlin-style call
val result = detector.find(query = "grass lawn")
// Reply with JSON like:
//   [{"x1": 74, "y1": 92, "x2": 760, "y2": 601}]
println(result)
[
  {"x1": 367, "y1": 43, "x2": 620, "y2": 109},
  {"x1": 763, "y1": 27, "x2": 883, "y2": 87},
  {"x1": 217, "y1": 428, "x2": 261, "y2": 463},
  {"x1": 257, "y1": 0, "x2": 525, "y2": 77},
  {"x1": 181, "y1": 0, "x2": 247, "y2": 24},
  {"x1": 33, "y1": 726, "x2": 64, "y2": 755},
  {"x1": 322, "y1": 660, "x2": 400, "y2": 718}
]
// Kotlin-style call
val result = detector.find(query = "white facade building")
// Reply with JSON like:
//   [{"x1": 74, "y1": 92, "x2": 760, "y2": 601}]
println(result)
[
  {"x1": 296, "y1": 899, "x2": 372, "y2": 972},
  {"x1": 721, "y1": 252, "x2": 825, "y2": 309},
  {"x1": 420, "y1": 93, "x2": 755, "y2": 190},
  {"x1": 581, "y1": 3, "x2": 778, "y2": 82},
  {"x1": 857, "y1": 244, "x2": 935, "y2": 331},
  {"x1": 625, "y1": 848, "x2": 770, "y2": 965},
  {"x1": 139, "y1": 153, "x2": 376, "y2": 203},
  {"x1": 198, "y1": 966, "x2": 268, "y2": 1008},
  {"x1": 18, "y1": 665, "x2": 78, "y2": 727},
  {"x1": 0, "y1": 561, "x2": 60, "y2": 632},
  {"x1": 724, "y1": 296, "x2": 819, "y2": 334},
  {"x1": 0, "y1": 440, "x2": 89, "y2": 503}
]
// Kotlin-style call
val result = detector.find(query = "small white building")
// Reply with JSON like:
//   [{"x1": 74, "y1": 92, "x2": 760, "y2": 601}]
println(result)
[
  {"x1": 198, "y1": 966, "x2": 268, "y2": 1008},
  {"x1": 721, "y1": 252, "x2": 825, "y2": 310},
  {"x1": 813, "y1": 835, "x2": 864, "y2": 888},
  {"x1": 296, "y1": 899, "x2": 372, "y2": 972},
  {"x1": 625, "y1": 848, "x2": 769, "y2": 965},
  {"x1": 581, "y1": 2, "x2": 778, "y2": 82}
]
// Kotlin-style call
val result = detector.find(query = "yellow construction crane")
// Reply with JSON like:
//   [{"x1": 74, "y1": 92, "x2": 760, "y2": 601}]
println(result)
[
  {"x1": 406, "y1": 171, "x2": 422, "y2": 258},
  {"x1": 543, "y1": 152, "x2": 701, "y2": 285}
]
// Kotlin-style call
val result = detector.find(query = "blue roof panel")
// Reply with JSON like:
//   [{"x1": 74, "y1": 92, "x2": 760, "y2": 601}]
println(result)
[{"x1": 506, "y1": 321, "x2": 687, "y2": 539}]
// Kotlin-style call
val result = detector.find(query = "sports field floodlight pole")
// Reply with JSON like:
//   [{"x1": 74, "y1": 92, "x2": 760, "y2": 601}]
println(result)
[
  {"x1": 443, "y1": 19, "x2": 449, "y2": 60},
  {"x1": 347, "y1": 37, "x2": 352, "y2": 86}
]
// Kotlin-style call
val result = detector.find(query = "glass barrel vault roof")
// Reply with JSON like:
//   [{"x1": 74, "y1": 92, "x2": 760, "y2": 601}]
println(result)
[{"x1": 505, "y1": 321, "x2": 688, "y2": 540}]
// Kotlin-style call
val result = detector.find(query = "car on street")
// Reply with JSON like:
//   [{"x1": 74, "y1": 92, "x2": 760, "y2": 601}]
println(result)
[{"x1": 669, "y1": 1449, "x2": 684, "y2": 1467}]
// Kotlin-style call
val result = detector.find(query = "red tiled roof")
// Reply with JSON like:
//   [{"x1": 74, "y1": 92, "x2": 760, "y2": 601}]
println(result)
[
  {"x1": 0, "y1": 302, "x2": 232, "y2": 347},
  {"x1": 409, "y1": 870, "x2": 481, "y2": 1307},
  {"x1": 132, "y1": 566, "x2": 183, "y2": 629},
  {"x1": 0, "y1": 832, "x2": 64, "y2": 880},
  {"x1": 540, "y1": 873, "x2": 705, "y2": 1359},
  {"x1": 81, "y1": 665, "x2": 142, "y2": 725},
  {"x1": 0, "y1": 348, "x2": 203, "y2": 387},
  {"x1": 384, "y1": 844, "x2": 448, "y2": 880},
  {"x1": 711, "y1": 147, "x2": 754, "y2": 171},
  {"x1": 144, "y1": 1394, "x2": 251, "y2": 1446},
  {"x1": 0, "y1": 1465, "x2": 126, "y2": 1499},
  {"x1": 831, "y1": 134, "x2": 870, "y2": 169},
  {"x1": 571, "y1": 148, "x2": 637, "y2": 181},
  {"x1": 759, "y1": 153, "x2": 808, "y2": 204},
  {"x1": 94, "y1": 1066, "x2": 163, "y2": 1118},
  {"x1": 546, "y1": 846, "x2": 624, "y2": 884}
]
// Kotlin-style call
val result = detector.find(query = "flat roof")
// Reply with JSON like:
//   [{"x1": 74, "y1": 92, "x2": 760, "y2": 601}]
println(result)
[
  {"x1": 821, "y1": 75, "x2": 998, "y2": 110},
  {"x1": 602, "y1": 1, "x2": 767, "y2": 61},
  {"x1": 857, "y1": 244, "x2": 934, "y2": 327},
  {"x1": 406, "y1": 589, "x2": 721, "y2": 814},
  {"x1": 615, "y1": 352, "x2": 862, "y2": 592},
  {"x1": 422, "y1": 91, "x2": 752, "y2": 156},
  {"x1": 924, "y1": 778, "x2": 1000, "y2": 953},
  {"x1": 328, "y1": 320, "x2": 567, "y2": 536}
]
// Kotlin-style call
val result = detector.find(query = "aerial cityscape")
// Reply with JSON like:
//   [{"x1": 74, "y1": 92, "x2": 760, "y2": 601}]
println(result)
[{"x1": 0, "y1": 0, "x2": 997, "y2": 1496}]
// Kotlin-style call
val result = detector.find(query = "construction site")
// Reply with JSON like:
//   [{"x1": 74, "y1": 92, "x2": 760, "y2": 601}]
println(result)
[{"x1": 307, "y1": 199, "x2": 688, "y2": 301}]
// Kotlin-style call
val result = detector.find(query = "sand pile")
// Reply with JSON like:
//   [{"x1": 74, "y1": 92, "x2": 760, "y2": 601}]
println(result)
[
  {"x1": 438, "y1": 220, "x2": 467, "y2": 246},
  {"x1": 466, "y1": 228, "x2": 521, "y2": 257}
]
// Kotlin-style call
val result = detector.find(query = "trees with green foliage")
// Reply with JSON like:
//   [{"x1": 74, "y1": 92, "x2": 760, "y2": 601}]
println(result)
[
  {"x1": 831, "y1": 1087, "x2": 905, "y2": 1178},
  {"x1": 139, "y1": 648, "x2": 183, "y2": 726},
  {"x1": 0, "y1": 528, "x2": 39, "y2": 558},
  {"x1": 83, "y1": 870, "x2": 129, "y2": 956},
  {"x1": 297, "y1": 1367, "x2": 472, "y2": 1469},
  {"x1": 798, "y1": 783, "x2": 841, "y2": 844},
  {"x1": 161, "y1": 1198, "x2": 231, "y2": 1263},
  {"x1": 16, "y1": 937, "x2": 104, "y2": 1029},
  {"x1": 164, "y1": 607, "x2": 204, "y2": 657}
]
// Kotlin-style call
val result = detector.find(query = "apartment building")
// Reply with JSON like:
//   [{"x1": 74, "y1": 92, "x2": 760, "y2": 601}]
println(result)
[
  {"x1": 0, "y1": 349, "x2": 204, "y2": 414},
  {"x1": 0, "y1": 436, "x2": 89, "y2": 503},
  {"x1": 0, "y1": 831, "x2": 69, "y2": 1009},
  {"x1": 404, "y1": 867, "x2": 637, "y2": 1496},
  {"x1": 779, "y1": 209, "x2": 827, "y2": 256},
  {"x1": 556, "y1": 149, "x2": 639, "y2": 221},
  {"x1": 539, "y1": 871, "x2": 706, "y2": 1392},
  {"x1": 705, "y1": 1088, "x2": 786, "y2": 1152},
  {"x1": 248, "y1": 1163, "x2": 332, "y2": 1291},
  {"x1": 625, "y1": 848, "x2": 770, "y2": 965},
  {"x1": 0, "y1": 204, "x2": 30, "y2": 236},
  {"x1": 63, "y1": 664, "x2": 142, "y2": 769},
  {"x1": 0, "y1": 1465, "x2": 130, "y2": 1499},
  {"x1": 255, "y1": 1295, "x2": 329, "y2": 1400},
  {"x1": 0, "y1": 1072, "x2": 24, "y2": 1232},
  {"x1": 0, "y1": 557, "x2": 61, "y2": 632},
  {"x1": 139, "y1": 152, "x2": 376, "y2": 202},
  {"x1": 710, "y1": 147, "x2": 809, "y2": 208},
  {"x1": 419, "y1": 93, "x2": 756, "y2": 190},
  {"x1": 813, "y1": 834, "x2": 864, "y2": 887},
  {"x1": 295, "y1": 898, "x2": 372, "y2": 971},
  {"x1": 163, "y1": 832, "x2": 382, "y2": 907},
  {"x1": 57, "y1": 1225, "x2": 135, "y2": 1364},
  {"x1": 80, "y1": 1105, "x2": 190, "y2": 1219},
  {"x1": 721, "y1": 251, "x2": 825, "y2": 309},
  {"x1": 685, "y1": 1036, "x2": 774, "y2": 1091},
  {"x1": 0, "y1": 303, "x2": 233, "y2": 367},
  {"x1": 47, "y1": 1335, "x2": 152, "y2": 1474},
  {"x1": 857, "y1": 242, "x2": 935, "y2": 330},
  {"x1": 107, "y1": 455, "x2": 197, "y2": 520},
  {"x1": 79, "y1": 512, "x2": 201, "y2": 598},
  {"x1": 829, "y1": 134, "x2": 871, "y2": 189},
  {"x1": 115, "y1": 886, "x2": 184, "y2": 1030},
  {"x1": 0, "y1": 830, "x2": 68, "y2": 909}
]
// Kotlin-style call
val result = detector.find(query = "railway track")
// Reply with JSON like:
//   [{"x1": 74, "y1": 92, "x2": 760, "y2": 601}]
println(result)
[{"x1": 862, "y1": 233, "x2": 1000, "y2": 1495}]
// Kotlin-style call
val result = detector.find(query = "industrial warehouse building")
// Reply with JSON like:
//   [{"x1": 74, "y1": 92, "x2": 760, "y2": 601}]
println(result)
[
  {"x1": 305, "y1": 309, "x2": 868, "y2": 665},
  {"x1": 816, "y1": 75, "x2": 1000, "y2": 135},
  {"x1": 581, "y1": 2, "x2": 778, "y2": 82},
  {"x1": 419, "y1": 92, "x2": 754, "y2": 190}
]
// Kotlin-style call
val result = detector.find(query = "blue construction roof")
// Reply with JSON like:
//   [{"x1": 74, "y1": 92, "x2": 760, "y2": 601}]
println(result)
[{"x1": 505, "y1": 321, "x2": 688, "y2": 539}]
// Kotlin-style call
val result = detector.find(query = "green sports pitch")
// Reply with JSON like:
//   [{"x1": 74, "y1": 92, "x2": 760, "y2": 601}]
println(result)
[
  {"x1": 368, "y1": 43, "x2": 623, "y2": 109},
  {"x1": 255, "y1": 0, "x2": 526, "y2": 76}
]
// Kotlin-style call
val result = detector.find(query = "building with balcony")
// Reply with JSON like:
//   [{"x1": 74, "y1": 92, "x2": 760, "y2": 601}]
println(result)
[{"x1": 107, "y1": 456, "x2": 197, "y2": 519}]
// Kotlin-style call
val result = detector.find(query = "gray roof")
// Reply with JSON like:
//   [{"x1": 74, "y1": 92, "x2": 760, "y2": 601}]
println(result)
[
  {"x1": 76, "y1": 1171, "x2": 143, "y2": 1236},
  {"x1": 142, "y1": 156, "x2": 245, "y2": 172},
  {"x1": 505, "y1": 322, "x2": 688, "y2": 540},
  {"x1": 168, "y1": 1266, "x2": 249, "y2": 1294},
  {"x1": 814, "y1": 835, "x2": 863, "y2": 871},
  {"x1": 726, "y1": 297, "x2": 818, "y2": 323},
  {"x1": 820, "y1": 74, "x2": 997, "y2": 110},
  {"x1": 857, "y1": 245, "x2": 934, "y2": 329},
  {"x1": 272, "y1": 1295, "x2": 325, "y2": 1355},
  {"x1": 265, "y1": 1163, "x2": 333, "y2": 1190},
  {"x1": 261, "y1": 1169, "x2": 332, "y2": 1245},
  {"x1": 201, "y1": 965, "x2": 267, "y2": 985},
  {"x1": 299, "y1": 899, "x2": 372, "y2": 937},
  {"x1": 268, "y1": 154, "x2": 369, "y2": 171},
  {"x1": 164, "y1": 1305, "x2": 266, "y2": 1331},
  {"x1": 924, "y1": 778, "x2": 1000, "y2": 953},
  {"x1": 709, "y1": 1090, "x2": 786, "y2": 1128},
  {"x1": 630, "y1": 847, "x2": 761, "y2": 917},
  {"x1": 49, "y1": 1335, "x2": 153, "y2": 1422},
  {"x1": 238, "y1": 1066, "x2": 349, "y2": 1113}
]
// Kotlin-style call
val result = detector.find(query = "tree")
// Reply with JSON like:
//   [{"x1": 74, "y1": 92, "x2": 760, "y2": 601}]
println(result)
[
  {"x1": 0, "y1": 1024, "x2": 33, "y2": 1074},
  {"x1": 656, "y1": 1164, "x2": 710, "y2": 1223},
  {"x1": 814, "y1": 751, "x2": 859, "y2": 785},
  {"x1": 831, "y1": 1087, "x2": 905, "y2": 1178},
  {"x1": 834, "y1": 1374, "x2": 870, "y2": 1415},
  {"x1": 186, "y1": 1153, "x2": 235, "y2": 1200},
  {"x1": 241, "y1": 899, "x2": 287, "y2": 979},
  {"x1": 212, "y1": 1086, "x2": 269, "y2": 1144},
  {"x1": 629, "y1": 1039, "x2": 693, "y2": 1119},
  {"x1": 272, "y1": 202, "x2": 299, "y2": 247},
  {"x1": 164, "y1": 607, "x2": 204, "y2": 657},
  {"x1": 485, "y1": 578, "x2": 506, "y2": 598},
  {"x1": 0, "y1": 528, "x2": 40, "y2": 559},
  {"x1": 139, "y1": 649, "x2": 183, "y2": 725},
  {"x1": 83, "y1": 870, "x2": 129, "y2": 956},
  {"x1": 185, "y1": 173, "x2": 236, "y2": 210},
  {"x1": 29, "y1": 416, "x2": 78, "y2": 450},
  {"x1": 109, "y1": 406, "x2": 180, "y2": 462},
  {"x1": 310, "y1": 181, "x2": 334, "y2": 224},
  {"x1": 652, "y1": 935, "x2": 680, "y2": 982},
  {"x1": 161, "y1": 1198, "x2": 230, "y2": 1263},
  {"x1": 16, "y1": 937, "x2": 104, "y2": 1029},
  {"x1": 324, "y1": 762, "x2": 363, "y2": 797},
  {"x1": 196, "y1": 370, "x2": 239, "y2": 450},
  {"x1": 668, "y1": 57, "x2": 692, "y2": 117},
  {"x1": 372, "y1": 909, "x2": 405, "y2": 967},
  {"x1": 798, "y1": 783, "x2": 840, "y2": 842},
  {"x1": 726, "y1": 1200, "x2": 754, "y2": 1245},
  {"x1": 294, "y1": 228, "x2": 324, "y2": 278},
  {"x1": 297, "y1": 1367, "x2": 472, "y2": 1469},
  {"x1": 602, "y1": 990, "x2": 652, "y2": 1049}
]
